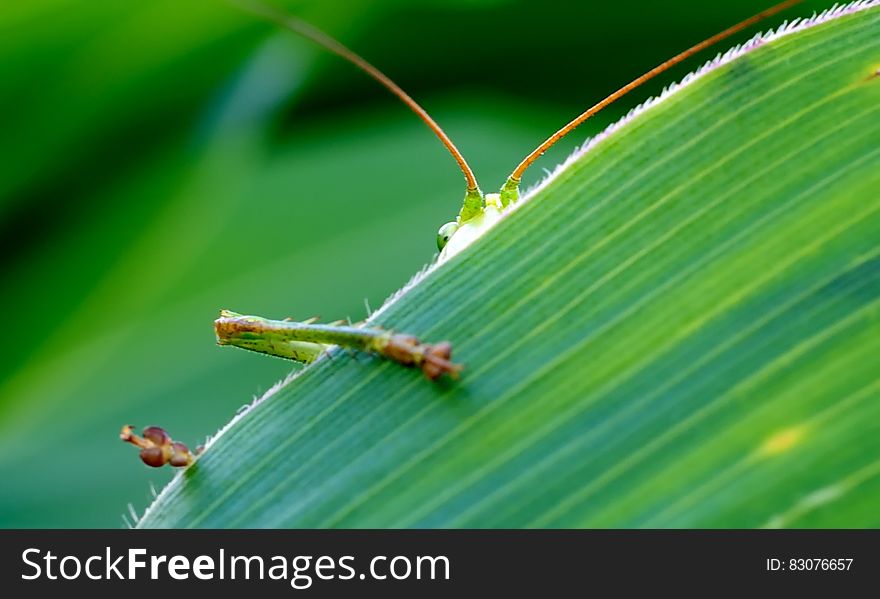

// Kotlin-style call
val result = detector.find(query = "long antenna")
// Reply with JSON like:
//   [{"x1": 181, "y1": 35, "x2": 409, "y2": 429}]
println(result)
[
  {"x1": 232, "y1": 0, "x2": 482, "y2": 196},
  {"x1": 501, "y1": 0, "x2": 803, "y2": 203}
]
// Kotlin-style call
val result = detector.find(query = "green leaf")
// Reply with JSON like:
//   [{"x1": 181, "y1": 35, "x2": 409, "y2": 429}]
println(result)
[{"x1": 139, "y1": 3, "x2": 880, "y2": 528}]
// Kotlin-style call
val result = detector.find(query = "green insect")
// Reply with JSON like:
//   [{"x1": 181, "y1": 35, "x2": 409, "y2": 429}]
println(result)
[
  {"x1": 215, "y1": 0, "x2": 801, "y2": 370},
  {"x1": 123, "y1": 0, "x2": 804, "y2": 466}
]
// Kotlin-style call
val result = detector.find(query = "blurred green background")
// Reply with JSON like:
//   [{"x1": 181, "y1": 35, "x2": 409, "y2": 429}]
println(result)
[{"x1": 0, "y1": 0, "x2": 829, "y2": 527}]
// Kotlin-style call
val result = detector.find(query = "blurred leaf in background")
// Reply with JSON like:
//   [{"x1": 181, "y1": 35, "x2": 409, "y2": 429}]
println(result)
[{"x1": 0, "y1": 0, "x2": 832, "y2": 527}]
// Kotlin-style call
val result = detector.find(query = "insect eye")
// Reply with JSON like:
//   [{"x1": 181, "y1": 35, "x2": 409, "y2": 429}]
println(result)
[{"x1": 436, "y1": 222, "x2": 459, "y2": 251}]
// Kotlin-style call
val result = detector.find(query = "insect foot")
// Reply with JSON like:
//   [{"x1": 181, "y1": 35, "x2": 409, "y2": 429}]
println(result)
[
  {"x1": 378, "y1": 334, "x2": 462, "y2": 381},
  {"x1": 120, "y1": 425, "x2": 200, "y2": 468}
]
